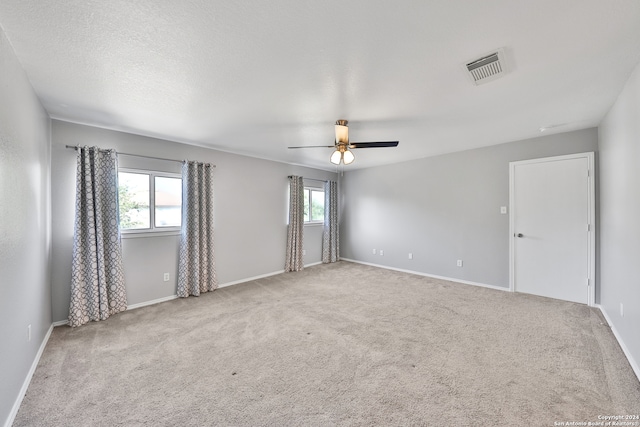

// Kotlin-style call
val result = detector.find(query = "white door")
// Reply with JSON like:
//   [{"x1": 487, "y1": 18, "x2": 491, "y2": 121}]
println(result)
[{"x1": 510, "y1": 153, "x2": 595, "y2": 305}]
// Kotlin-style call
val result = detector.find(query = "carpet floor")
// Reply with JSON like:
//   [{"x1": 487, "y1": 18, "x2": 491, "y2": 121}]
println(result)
[{"x1": 14, "y1": 261, "x2": 640, "y2": 426}]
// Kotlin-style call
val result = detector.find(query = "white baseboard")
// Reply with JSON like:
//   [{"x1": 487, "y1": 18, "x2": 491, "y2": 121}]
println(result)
[
  {"x1": 217, "y1": 262, "x2": 322, "y2": 288},
  {"x1": 126, "y1": 295, "x2": 179, "y2": 311},
  {"x1": 130, "y1": 265, "x2": 323, "y2": 302},
  {"x1": 596, "y1": 304, "x2": 640, "y2": 383},
  {"x1": 340, "y1": 258, "x2": 509, "y2": 293},
  {"x1": 218, "y1": 269, "x2": 285, "y2": 288},
  {"x1": 304, "y1": 261, "x2": 323, "y2": 268},
  {"x1": 5, "y1": 324, "x2": 54, "y2": 427},
  {"x1": 51, "y1": 296, "x2": 182, "y2": 325}
]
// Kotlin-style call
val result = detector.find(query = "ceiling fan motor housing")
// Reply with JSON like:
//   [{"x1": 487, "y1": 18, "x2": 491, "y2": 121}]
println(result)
[{"x1": 335, "y1": 119, "x2": 349, "y2": 145}]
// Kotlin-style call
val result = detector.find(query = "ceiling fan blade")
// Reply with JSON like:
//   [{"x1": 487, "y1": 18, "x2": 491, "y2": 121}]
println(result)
[
  {"x1": 288, "y1": 145, "x2": 336, "y2": 149},
  {"x1": 349, "y1": 141, "x2": 399, "y2": 149}
]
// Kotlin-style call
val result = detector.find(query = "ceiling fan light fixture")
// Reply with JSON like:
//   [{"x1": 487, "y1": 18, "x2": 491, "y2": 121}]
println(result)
[
  {"x1": 330, "y1": 150, "x2": 342, "y2": 165},
  {"x1": 343, "y1": 150, "x2": 355, "y2": 165}
]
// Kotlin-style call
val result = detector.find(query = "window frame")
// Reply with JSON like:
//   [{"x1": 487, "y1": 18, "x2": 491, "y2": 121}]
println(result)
[
  {"x1": 304, "y1": 186, "x2": 325, "y2": 225},
  {"x1": 118, "y1": 167, "x2": 182, "y2": 237}
]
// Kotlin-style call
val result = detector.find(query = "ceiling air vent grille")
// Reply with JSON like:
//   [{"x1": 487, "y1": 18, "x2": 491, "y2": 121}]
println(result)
[{"x1": 465, "y1": 48, "x2": 507, "y2": 85}]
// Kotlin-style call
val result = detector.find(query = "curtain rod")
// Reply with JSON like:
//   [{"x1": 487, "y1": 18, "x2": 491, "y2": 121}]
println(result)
[
  {"x1": 65, "y1": 145, "x2": 216, "y2": 167},
  {"x1": 288, "y1": 175, "x2": 328, "y2": 183}
]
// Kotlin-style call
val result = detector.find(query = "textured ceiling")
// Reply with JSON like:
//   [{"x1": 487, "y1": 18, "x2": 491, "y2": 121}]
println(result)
[{"x1": 1, "y1": 0, "x2": 639, "y2": 170}]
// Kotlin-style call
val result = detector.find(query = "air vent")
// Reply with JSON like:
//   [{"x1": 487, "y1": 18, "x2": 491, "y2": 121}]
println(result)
[{"x1": 465, "y1": 48, "x2": 507, "y2": 85}]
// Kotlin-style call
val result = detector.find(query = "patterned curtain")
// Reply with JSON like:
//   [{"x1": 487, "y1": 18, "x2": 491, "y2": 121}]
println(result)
[
  {"x1": 322, "y1": 180, "x2": 339, "y2": 263},
  {"x1": 285, "y1": 175, "x2": 304, "y2": 272},
  {"x1": 177, "y1": 161, "x2": 217, "y2": 297},
  {"x1": 69, "y1": 146, "x2": 127, "y2": 327}
]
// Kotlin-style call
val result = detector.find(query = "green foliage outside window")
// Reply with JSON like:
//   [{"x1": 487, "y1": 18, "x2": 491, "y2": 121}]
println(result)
[{"x1": 118, "y1": 182, "x2": 148, "y2": 229}]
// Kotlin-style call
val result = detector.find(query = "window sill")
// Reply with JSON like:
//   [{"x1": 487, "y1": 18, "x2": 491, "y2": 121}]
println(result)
[
  {"x1": 121, "y1": 230, "x2": 181, "y2": 239},
  {"x1": 304, "y1": 222, "x2": 324, "y2": 227}
]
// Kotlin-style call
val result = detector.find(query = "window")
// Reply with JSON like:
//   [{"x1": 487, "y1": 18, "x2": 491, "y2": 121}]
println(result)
[
  {"x1": 118, "y1": 169, "x2": 182, "y2": 233},
  {"x1": 154, "y1": 176, "x2": 182, "y2": 227},
  {"x1": 304, "y1": 187, "x2": 324, "y2": 224}
]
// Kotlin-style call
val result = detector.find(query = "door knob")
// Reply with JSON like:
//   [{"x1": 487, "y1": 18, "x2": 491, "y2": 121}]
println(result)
[{"x1": 516, "y1": 233, "x2": 524, "y2": 238}]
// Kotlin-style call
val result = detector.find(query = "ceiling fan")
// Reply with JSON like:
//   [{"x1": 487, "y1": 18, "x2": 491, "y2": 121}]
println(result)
[{"x1": 288, "y1": 119, "x2": 399, "y2": 165}]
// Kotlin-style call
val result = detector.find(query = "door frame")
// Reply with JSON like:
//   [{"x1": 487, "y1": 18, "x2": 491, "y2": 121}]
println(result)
[{"x1": 509, "y1": 152, "x2": 596, "y2": 306}]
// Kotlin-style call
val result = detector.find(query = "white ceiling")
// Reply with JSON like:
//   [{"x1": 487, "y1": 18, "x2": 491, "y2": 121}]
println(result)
[{"x1": 1, "y1": 1, "x2": 639, "y2": 171}]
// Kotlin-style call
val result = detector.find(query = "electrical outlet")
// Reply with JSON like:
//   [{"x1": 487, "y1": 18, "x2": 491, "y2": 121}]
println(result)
[
  {"x1": 163, "y1": 273, "x2": 170, "y2": 282},
  {"x1": 457, "y1": 260, "x2": 463, "y2": 267},
  {"x1": 372, "y1": 249, "x2": 376, "y2": 255},
  {"x1": 302, "y1": 249, "x2": 306, "y2": 256},
  {"x1": 408, "y1": 253, "x2": 413, "y2": 260},
  {"x1": 500, "y1": 206, "x2": 507, "y2": 214},
  {"x1": 620, "y1": 303, "x2": 624, "y2": 317},
  {"x1": 27, "y1": 324, "x2": 31, "y2": 342},
  {"x1": 380, "y1": 250, "x2": 384, "y2": 256}
]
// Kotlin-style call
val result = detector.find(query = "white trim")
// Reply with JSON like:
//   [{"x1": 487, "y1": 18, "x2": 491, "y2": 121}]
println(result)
[
  {"x1": 51, "y1": 295, "x2": 182, "y2": 324},
  {"x1": 217, "y1": 262, "x2": 323, "y2": 288},
  {"x1": 126, "y1": 295, "x2": 179, "y2": 311},
  {"x1": 596, "y1": 305, "x2": 640, "y2": 383},
  {"x1": 340, "y1": 258, "x2": 509, "y2": 293},
  {"x1": 509, "y1": 159, "x2": 516, "y2": 293},
  {"x1": 118, "y1": 168, "x2": 181, "y2": 177},
  {"x1": 120, "y1": 231, "x2": 180, "y2": 239},
  {"x1": 509, "y1": 152, "x2": 596, "y2": 306},
  {"x1": 587, "y1": 153, "x2": 596, "y2": 306},
  {"x1": 304, "y1": 261, "x2": 323, "y2": 268},
  {"x1": 5, "y1": 324, "x2": 54, "y2": 427},
  {"x1": 218, "y1": 270, "x2": 285, "y2": 288}
]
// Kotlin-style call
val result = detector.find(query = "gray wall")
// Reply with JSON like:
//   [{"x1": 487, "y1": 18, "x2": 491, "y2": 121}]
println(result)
[
  {"x1": 340, "y1": 128, "x2": 598, "y2": 289},
  {"x1": 598, "y1": 62, "x2": 640, "y2": 375},
  {"x1": 51, "y1": 120, "x2": 337, "y2": 322},
  {"x1": 0, "y1": 30, "x2": 52, "y2": 426}
]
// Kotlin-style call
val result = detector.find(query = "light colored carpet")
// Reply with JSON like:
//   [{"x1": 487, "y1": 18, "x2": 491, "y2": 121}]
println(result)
[{"x1": 15, "y1": 261, "x2": 640, "y2": 426}]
